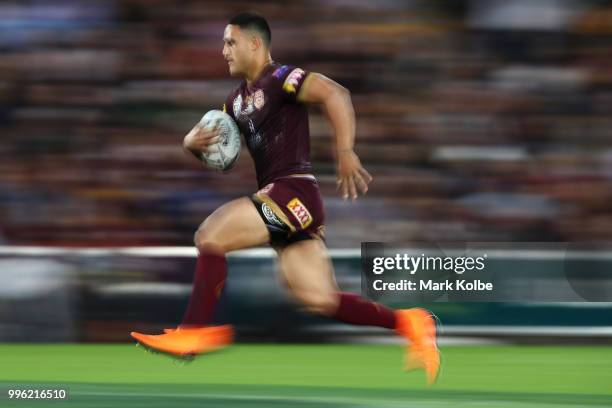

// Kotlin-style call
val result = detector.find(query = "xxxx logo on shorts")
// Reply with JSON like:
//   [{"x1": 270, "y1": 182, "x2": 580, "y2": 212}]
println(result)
[{"x1": 287, "y1": 198, "x2": 312, "y2": 229}]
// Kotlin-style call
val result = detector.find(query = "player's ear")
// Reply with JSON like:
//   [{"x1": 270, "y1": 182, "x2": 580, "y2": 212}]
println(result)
[{"x1": 250, "y1": 34, "x2": 262, "y2": 51}]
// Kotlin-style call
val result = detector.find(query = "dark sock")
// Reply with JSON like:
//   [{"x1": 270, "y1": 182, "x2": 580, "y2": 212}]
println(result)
[
  {"x1": 331, "y1": 292, "x2": 396, "y2": 329},
  {"x1": 180, "y1": 250, "x2": 227, "y2": 327}
]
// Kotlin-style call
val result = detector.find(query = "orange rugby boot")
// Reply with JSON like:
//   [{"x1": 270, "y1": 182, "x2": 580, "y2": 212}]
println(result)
[
  {"x1": 395, "y1": 308, "x2": 440, "y2": 385},
  {"x1": 131, "y1": 325, "x2": 234, "y2": 359}
]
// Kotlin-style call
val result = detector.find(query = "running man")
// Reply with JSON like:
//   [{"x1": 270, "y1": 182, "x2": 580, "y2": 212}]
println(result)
[{"x1": 130, "y1": 12, "x2": 440, "y2": 384}]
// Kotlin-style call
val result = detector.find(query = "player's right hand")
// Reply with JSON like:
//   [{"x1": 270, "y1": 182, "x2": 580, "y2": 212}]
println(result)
[
  {"x1": 336, "y1": 149, "x2": 373, "y2": 201},
  {"x1": 183, "y1": 123, "x2": 221, "y2": 153}
]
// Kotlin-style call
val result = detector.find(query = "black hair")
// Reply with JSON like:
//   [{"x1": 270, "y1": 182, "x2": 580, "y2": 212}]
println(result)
[{"x1": 228, "y1": 12, "x2": 271, "y2": 47}]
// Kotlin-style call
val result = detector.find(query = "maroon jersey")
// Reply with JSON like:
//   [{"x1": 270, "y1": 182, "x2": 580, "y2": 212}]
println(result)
[{"x1": 224, "y1": 63, "x2": 312, "y2": 187}]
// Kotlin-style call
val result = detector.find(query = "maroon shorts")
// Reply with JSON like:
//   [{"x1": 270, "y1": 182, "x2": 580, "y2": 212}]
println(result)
[{"x1": 251, "y1": 175, "x2": 325, "y2": 246}]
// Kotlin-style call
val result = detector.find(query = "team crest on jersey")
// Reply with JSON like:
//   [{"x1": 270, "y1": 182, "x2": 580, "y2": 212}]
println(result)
[
  {"x1": 287, "y1": 198, "x2": 312, "y2": 229},
  {"x1": 244, "y1": 94, "x2": 255, "y2": 114},
  {"x1": 232, "y1": 95, "x2": 242, "y2": 117},
  {"x1": 282, "y1": 68, "x2": 305, "y2": 94},
  {"x1": 254, "y1": 89, "x2": 265, "y2": 110}
]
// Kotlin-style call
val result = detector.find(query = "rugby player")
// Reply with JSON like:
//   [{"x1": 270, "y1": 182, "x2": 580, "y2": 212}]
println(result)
[{"x1": 130, "y1": 12, "x2": 440, "y2": 384}]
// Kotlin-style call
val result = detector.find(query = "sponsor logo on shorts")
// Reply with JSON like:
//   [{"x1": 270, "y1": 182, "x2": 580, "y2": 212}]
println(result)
[
  {"x1": 273, "y1": 65, "x2": 290, "y2": 78},
  {"x1": 262, "y1": 203, "x2": 283, "y2": 226},
  {"x1": 287, "y1": 198, "x2": 312, "y2": 229},
  {"x1": 282, "y1": 68, "x2": 305, "y2": 94},
  {"x1": 254, "y1": 89, "x2": 265, "y2": 110}
]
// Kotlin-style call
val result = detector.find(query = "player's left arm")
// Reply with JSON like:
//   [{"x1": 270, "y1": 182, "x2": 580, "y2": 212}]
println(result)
[{"x1": 298, "y1": 73, "x2": 372, "y2": 200}]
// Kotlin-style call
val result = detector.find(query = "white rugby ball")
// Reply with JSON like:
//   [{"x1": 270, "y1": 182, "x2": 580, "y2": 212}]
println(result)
[{"x1": 198, "y1": 110, "x2": 241, "y2": 171}]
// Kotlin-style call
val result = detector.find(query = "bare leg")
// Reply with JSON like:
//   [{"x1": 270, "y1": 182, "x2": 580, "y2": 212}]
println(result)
[
  {"x1": 181, "y1": 197, "x2": 269, "y2": 327},
  {"x1": 194, "y1": 197, "x2": 270, "y2": 254},
  {"x1": 276, "y1": 239, "x2": 340, "y2": 315},
  {"x1": 275, "y1": 239, "x2": 395, "y2": 329}
]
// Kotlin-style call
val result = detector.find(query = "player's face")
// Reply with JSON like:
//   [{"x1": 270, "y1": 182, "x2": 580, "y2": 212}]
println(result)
[{"x1": 222, "y1": 25, "x2": 251, "y2": 77}]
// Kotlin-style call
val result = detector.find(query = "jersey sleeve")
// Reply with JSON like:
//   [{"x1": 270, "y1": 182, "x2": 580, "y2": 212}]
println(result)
[{"x1": 271, "y1": 65, "x2": 310, "y2": 103}]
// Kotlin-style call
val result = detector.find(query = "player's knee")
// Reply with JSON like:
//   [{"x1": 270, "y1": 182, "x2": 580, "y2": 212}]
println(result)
[
  {"x1": 193, "y1": 225, "x2": 225, "y2": 254},
  {"x1": 298, "y1": 291, "x2": 338, "y2": 316}
]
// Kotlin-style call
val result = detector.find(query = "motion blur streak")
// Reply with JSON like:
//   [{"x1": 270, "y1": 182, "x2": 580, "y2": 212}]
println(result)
[{"x1": 1, "y1": 1, "x2": 612, "y2": 247}]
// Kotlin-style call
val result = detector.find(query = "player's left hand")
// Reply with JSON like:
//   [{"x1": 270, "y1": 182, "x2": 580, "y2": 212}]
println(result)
[{"x1": 336, "y1": 149, "x2": 372, "y2": 201}]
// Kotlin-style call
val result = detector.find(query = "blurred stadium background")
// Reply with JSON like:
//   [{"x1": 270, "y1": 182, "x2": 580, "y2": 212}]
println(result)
[{"x1": 1, "y1": 0, "x2": 612, "y2": 407}]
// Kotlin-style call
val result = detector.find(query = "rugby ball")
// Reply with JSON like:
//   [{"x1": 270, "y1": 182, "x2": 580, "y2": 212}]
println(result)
[{"x1": 198, "y1": 110, "x2": 241, "y2": 171}]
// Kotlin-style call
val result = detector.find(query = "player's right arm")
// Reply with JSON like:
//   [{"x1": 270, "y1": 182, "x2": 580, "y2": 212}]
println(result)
[
  {"x1": 297, "y1": 73, "x2": 372, "y2": 200},
  {"x1": 182, "y1": 123, "x2": 221, "y2": 162}
]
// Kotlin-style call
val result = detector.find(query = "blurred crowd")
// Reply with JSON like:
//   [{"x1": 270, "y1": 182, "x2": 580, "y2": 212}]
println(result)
[{"x1": 1, "y1": 0, "x2": 612, "y2": 247}]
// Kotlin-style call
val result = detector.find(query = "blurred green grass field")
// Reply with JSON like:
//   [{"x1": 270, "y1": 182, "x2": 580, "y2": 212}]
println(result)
[{"x1": 1, "y1": 344, "x2": 611, "y2": 407}]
